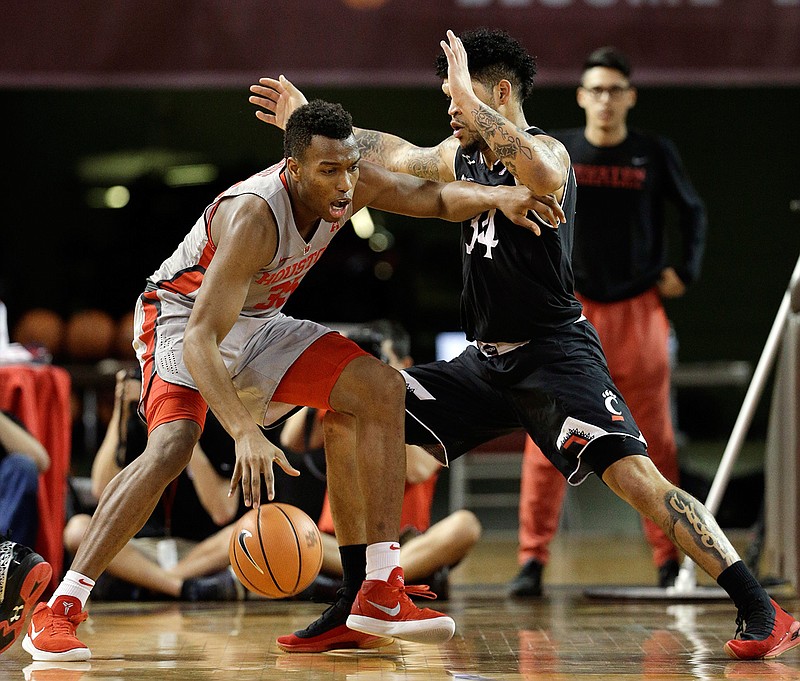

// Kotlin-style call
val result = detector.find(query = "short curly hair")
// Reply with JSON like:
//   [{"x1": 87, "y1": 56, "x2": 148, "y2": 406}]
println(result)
[
  {"x1": 435, "y1": 28, "x2": 537, "y2": 101},
  {"x1": 284, "y1": 100, "x2": 354, "y2": 160}
]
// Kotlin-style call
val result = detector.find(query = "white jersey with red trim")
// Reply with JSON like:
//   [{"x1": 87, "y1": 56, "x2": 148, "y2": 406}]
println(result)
[{"x1": 146, "y1": 159, "x2": 351, "y2": 317}]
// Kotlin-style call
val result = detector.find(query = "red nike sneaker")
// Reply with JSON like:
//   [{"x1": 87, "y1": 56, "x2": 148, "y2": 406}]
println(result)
[
  {"x1": 277, "y1": 623, "x2": 393, "y2": 653},
  {"x1": 0, "y1": 534, "x2": 52, "y2": 655},
  {"x1": 276, "y1": 589, "x2": 393, "y2": 653},
  {"x1": 22, "y1": 597, "x2": 90, "y2": 661},
  {"x1": 346, "y1": 567, "x2": 455, "y2": 644},
  {"x1": 724, "y1": 598, "x2": 800, "y2": 660}
]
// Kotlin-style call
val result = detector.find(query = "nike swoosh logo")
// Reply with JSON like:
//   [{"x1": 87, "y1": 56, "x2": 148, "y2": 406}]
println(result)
[
  {"x1": 30, "y1": 624, "x2": 45, "y2": 641},
  {"x1": 389, "y1": 544, "x2": 400, "y2": 551},
  {"x1": 78, "y1": 578, "x2": 94, "y2": 587},
  {"x1": 367, "y1": 600, "x2": 401, "y2": 617},
  {"x1": 237, "y1": 530, "x2": 264, "y2": 574}
]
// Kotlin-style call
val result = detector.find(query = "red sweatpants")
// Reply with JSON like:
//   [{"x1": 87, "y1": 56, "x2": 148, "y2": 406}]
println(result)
[{"x1": 518, "y1": 288, "x2": 680, "y2": 567}]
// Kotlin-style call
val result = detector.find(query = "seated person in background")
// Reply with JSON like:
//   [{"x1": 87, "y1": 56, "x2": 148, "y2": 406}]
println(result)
[
  {"x1": 64, "y1": 370, "x2": 246, "y2": 601},
  {"x1": 0, "y1": 411, "x2": 53, "y2": 655},
  {"x1": 280, "y1": 320, "x2": 482, "y2": 605},
  {"x1": 0, "y1": 410, "x2": 50, "y2": 548}
]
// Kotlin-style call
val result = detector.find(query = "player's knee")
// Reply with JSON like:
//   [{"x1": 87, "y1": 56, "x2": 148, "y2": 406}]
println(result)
[
  {"x1": 333, "y1": 355, "x2": 405, "y2": 416},
  {"x1": 603, "y1": 454, "x2": 671, "y2": 507},
  {"x1": 63, "y1": 513, "x2": 91, "y2": 553},
  {"x1": 367, "y1": 362, "x2": 406, "y2": 408},
  {"x1": 452, "y1": 509, "x2": 482, "y2": 548},
  {"x1": 142, "y1": 422, "x2": 198, "y2": 477},
  {"x1": 344, "y1": 359, "x2": 405, "y2": 420}
]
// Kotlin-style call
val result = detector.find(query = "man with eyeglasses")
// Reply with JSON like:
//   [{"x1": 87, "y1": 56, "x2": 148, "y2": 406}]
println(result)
[{"x1": 512, "y1": 46, "x2": 708, "y2": 597}]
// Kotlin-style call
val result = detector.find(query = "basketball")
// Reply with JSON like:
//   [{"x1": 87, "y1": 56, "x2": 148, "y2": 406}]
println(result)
[{"x1": 228, "y1": 503, "x2": 323, "y2": 598}]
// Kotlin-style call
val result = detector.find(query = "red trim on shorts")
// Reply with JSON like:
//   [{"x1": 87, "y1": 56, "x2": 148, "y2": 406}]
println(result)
[
  {"x1": 272, "y1": 332, "x2": 369, "y2": 411},
  {"x1": 143, "y1": 374, "x2": 207, "y2": 434},
  {"x1": 138, "y1": 290, "x2": 207, "y2": 433},
  {"x1": 139, "y1": 291, "x2": 160, "y2": 390}
]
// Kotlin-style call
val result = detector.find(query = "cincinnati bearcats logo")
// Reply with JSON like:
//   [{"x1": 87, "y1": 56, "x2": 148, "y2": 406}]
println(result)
[
  {"x1": 237, "y1": 530, "x2": 265, "y2": 574},
  {"x1": 603, "y1": 390, "x2": 625, "y2": 422}
]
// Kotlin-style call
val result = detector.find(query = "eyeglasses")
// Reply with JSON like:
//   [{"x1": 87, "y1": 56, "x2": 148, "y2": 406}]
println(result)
[{"x1": 582, "y1": 85, "x2": 630, "y2": 100}]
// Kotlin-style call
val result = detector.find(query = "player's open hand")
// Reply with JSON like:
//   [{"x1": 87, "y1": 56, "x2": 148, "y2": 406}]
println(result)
[
  {"x1": 248, "y1": 75, "x2": 308, "y2": 131},
  {"x1": 440, "y1": 30, "x2": 476, "y2": 109},
  {"x1": 229, "y1": 430, "x2": 300, "y2": 508},
  {"x1": 498, "y1": 186, "x2": 565, "y2": 235}
]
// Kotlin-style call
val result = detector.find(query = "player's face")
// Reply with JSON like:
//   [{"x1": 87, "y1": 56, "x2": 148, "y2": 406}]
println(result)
[
  {"x1": 289, "y1": 134, "x2": 360, "y2": 223},
  {"x1": 442, "y1": 78, "x2": 496, "y2": 155},
  {"x1": 577, "y1": 66, "x2": 636, "y2": 131}
]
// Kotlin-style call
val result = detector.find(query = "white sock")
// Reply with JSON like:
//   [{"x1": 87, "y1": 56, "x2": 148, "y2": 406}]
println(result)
[
  {"x1": 365, "y1": 542, "x2": 401, "y2": 582},
  {"x1": 48, "y1": 570, "x2": 95, "y2": 610}
]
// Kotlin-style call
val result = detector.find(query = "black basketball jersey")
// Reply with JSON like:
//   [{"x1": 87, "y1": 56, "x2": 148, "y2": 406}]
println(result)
[{"x1": 454, "y1": 126, "x2": 582, "y2": 342}]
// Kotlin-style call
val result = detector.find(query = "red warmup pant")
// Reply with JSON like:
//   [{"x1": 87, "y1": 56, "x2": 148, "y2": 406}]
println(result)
[{"x1": 518, "y1": 288, "x2": 680, "y2": 568}]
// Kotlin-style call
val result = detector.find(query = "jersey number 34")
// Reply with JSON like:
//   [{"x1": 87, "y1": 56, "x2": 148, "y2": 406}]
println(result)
[{"x1": 466, "y1": 209, "x2": 499, "y2": 259}]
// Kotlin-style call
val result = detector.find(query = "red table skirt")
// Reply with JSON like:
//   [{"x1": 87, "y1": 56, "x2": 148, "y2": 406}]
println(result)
[{"x1": 0, "y1": 363, "x2": 71, "y2": 593}]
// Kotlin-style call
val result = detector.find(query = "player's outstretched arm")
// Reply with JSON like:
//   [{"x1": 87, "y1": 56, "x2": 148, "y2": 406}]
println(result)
[
  {"x1": 441, "y1": 30, "x2": 569, "y2": 197},
  {"x1": 354, "y1": 128, "x2": 457, "y2": 182},
  {"x1": 249, "y1": 76, "x2": 457, "y2": 182},
  {"x1": 355, "y1": 161, "x2": 549, "y2": 235}
]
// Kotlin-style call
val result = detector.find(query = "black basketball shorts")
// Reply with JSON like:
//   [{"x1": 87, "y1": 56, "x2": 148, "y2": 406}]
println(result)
[{"x1": 403, "y1": 319, "x2": 648, "y2": 485}]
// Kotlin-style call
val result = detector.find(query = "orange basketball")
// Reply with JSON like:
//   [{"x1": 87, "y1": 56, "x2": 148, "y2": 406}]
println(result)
[
  {"x1": 64, "y1": 309, "x2": 116, "y2": 361},
  {"x1": 229, "y1": 503, "x2": 323, "y2": 598},
  {"x1": 12, "y1": 308, "x2": 65, "y2": 356}
]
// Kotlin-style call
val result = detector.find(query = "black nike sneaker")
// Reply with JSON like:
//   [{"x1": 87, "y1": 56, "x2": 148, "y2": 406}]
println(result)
[
  {"x1": 0, "y1": 534, "x2": 52, "y2": 655},
  {"x1": 276, "y1": 587, "x2": 393, "y2": 653}
]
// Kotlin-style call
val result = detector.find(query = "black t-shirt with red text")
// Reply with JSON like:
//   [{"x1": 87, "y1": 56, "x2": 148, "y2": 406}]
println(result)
[{"x1": 553, "y1": 128, "x2": 706, "y2": 303}]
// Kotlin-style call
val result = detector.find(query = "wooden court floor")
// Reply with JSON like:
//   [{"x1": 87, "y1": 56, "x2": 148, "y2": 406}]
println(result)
[{"x1": 3, "y1": 535, "x2": 800, "y2": 680}]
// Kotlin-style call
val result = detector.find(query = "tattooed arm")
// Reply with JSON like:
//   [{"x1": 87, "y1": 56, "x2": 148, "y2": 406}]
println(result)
[
  {"x1": 354, "y1": 128, "x2": 457, "y2": 182},
  {"x1": 249, "y1": 76, "x2": 457, "y2": 182},
  {"x1": 440, "y1": 30, "x2": 568, "y2": 197}
]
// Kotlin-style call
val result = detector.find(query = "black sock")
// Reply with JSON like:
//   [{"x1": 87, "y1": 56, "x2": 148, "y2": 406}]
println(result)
[
  {"x1": 339, "y1": 544, "x2": 367, "y2": 601},
  {"x1": 717, "y1": 560, "x2": 769, "y2": 613}
]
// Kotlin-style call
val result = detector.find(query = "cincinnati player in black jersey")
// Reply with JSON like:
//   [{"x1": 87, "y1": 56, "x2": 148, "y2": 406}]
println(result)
[
  {"x1": 250, "y1": 30, "x2": 799, "y2": 660},
  {"x1": 514, "y1": 47, "x2": 708, "y2": 596}
]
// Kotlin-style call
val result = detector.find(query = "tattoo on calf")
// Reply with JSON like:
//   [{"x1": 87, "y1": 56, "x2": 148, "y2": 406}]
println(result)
[{"x1": 666, "y1": 489, "x2": 736, "y2": 564}]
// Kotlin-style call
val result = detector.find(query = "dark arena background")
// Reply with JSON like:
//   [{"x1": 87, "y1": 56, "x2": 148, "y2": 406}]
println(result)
[{"x1": 2, "y1": 2, "x2": 800, "y2": 679}]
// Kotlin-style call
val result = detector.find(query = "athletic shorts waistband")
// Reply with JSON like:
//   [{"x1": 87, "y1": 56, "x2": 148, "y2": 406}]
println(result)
[{"x1": 476, "y1": 340, "x2": 530, "y2": 357}]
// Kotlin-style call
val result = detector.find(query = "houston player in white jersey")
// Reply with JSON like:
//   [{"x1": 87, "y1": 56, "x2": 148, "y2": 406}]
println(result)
[{"x1": 24, "y1": 99, "x2": 552, "y2": 661}]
